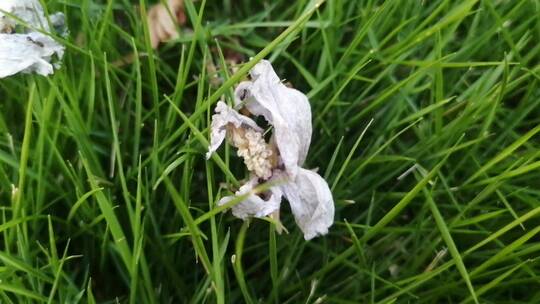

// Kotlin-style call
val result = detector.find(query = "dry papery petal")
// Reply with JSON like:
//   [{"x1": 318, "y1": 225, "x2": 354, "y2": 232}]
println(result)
[
  {"x1": 0, "y1": 0, "x2": 66, "y2": 78},
  {"x1": 147, "y1": 0, "x2": 186, "y2": 49},
  {"x1": 234, "y1": 60, "x2": 312, "y2": 179},
  {"x1": 1, "y1": 0, "x2": 47, "y2": 33},
  {"x1": 277, "y1": 168, "x2": 334, "y2": 240},
  {"x1": 206, "y1": 101, "x2": 263, "y2": 159},
  {"x1": 0, "y1": 33, "x2": 64, "y2": 78},
  {"x1": 218, "y1": 177, "x2": 282, "y2": 220}
]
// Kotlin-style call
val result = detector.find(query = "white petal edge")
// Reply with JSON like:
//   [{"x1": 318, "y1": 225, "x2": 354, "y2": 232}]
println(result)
[
  {"x1": 1, "y1": 0, "x2": 51, "y2": 32},
  {"x1": 0, "y1": 32, "x2": 64, "y2": 78},
  {"x1": 217, "y1": 177, "x2": 282, "y2": 220},
  {"x1": 279, "y1": 168, "x2": 335, "y2": 240},
  {"x1": 206, "y1": 101, "x2": 263, "y2": 159},
  {"x1": 233, "y1": 60, "x2": 312, "y2": 178}
]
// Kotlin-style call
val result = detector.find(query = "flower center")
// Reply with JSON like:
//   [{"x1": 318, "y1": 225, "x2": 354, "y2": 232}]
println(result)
[{"x1": 227, "y1": 125, "x2": 277, "y2": 180}]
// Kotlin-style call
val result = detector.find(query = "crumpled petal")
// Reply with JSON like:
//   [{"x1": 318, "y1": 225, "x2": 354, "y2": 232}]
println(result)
[
  {"x1": 218, "y1": 177, "x2": 282, "y2": 220},
  {"x1": 0, "y1": 32, "x2": 64, "y2": 78},
  {"x1": 206, "y1": 101, "x2": 262, "y2": 159},
  {"x1": 234, "y1": 60, "x2": 312, "y2": 179},
  {"x1": 278, "y1": 168, "x2": 334, "y2": 240},
  {"x1": 1, "y1": 0, "x2": 50, "y2": 32},
  {"x1": 0, "y1": 0, "x2": 65, "y2": 78}
]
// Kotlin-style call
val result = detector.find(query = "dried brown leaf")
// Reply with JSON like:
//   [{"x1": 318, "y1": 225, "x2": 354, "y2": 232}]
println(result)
[{"x1": 147, "y1": 0, "x2": 186, "y2": 49}]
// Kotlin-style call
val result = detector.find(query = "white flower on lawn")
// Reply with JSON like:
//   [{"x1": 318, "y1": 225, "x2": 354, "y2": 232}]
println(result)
[
  {"x1": 207, "y1": 60, "x2": 335, "y2": 240},
  {"x1": 0, "y1": 0, "x2": 66, "y2": 78}
]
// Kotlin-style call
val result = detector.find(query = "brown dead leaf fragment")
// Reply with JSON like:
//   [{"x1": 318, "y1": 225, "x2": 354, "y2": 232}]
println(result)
[{"x1": 147, "y1": 0, "x2": 186, "y2": 49}]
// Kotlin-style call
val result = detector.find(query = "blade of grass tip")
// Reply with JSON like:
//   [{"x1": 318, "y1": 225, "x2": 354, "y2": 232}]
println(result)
[
  {"x1": 67, "y1": 188, "x2": 104, "y2": 222},
  {"x1": 343, "y1": 220, "x2": 367, "y2": 267},
  {"x1": 323, "y1": 136, "x2": 344, "y2": 180},
  {"x1": 103, "y1": 53, "x2": 134, "y2": 222},
  {"x1": 138, "y1": 0, "x2": 159, "y2": 117},
  {"x1": 393, "y1": 97, "x2": 454, "y2": 127},
  {"x1": 80, "y1": 154, "x2": 133, "y2": 273},
  {"x1": 96, "y1": 0, "x2": 114, "y2": 45},
  {"x1": 423, "y1": 187, "x2": 479, "y2": 304},
  {"x1": 477, "y1": 57, "x2": 509, "y2": 140},
  {"x1": 131, "y1": 38, "x2": 142, "y2": 169},
  {"x1": 153, "y1": 154, "x2": 188, "y2": 190},
  {"x1": 350, "y1": 118, "x2": 422, "y2": 179},
  {"x1": 214, "y1": 40, "x2": 235, "y2": 100},
  {"x1": 495, "y1": 189, "x2": 524, "y2": 230},
  {"x1": 47, "y1": 215, "x2": 59, "y2": 272},
  {"x1": 464, "y1": 123, "x2": 540, "y2": 184},
  {"x1": 10, "y1": 82, "x2": 36, "y2": 242},
  {"x1": 331, "y1": 118, "x2": 374, "y2": 191},
  {"x1": 167, "y1": 45, "x2": 187, "y2": 129},
  {"x1": 174, "y1": 0, "x2": 207, "y2": 110},
  {"x1": 86, "y1": 278, "x2": 96, "y2": 304},
  {"x1": 47, "y1": 239, "x2": 71, "y2": 304},
  {"x1": 163, "y1": 176, "x2": 212, "y2": 274},
  {"x1": 86, "y1": 51, "x2": 96, "y2": 128},
  {"x1": 233, "y1": 221, "x2": 254, "y2": 304}
]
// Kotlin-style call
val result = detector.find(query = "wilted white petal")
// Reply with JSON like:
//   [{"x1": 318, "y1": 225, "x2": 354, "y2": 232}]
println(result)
[
  {"x1": 206, "y1": 101, "x2": 262, "y2": 159},
  {"x1": 1, "y1": 0, "x2": 50, "y2": 32},
  {"x1": 279, "y1": 168, "x2": 334, "y2": 240},
  {"x1": 0, "y1": 0, "x2": 66, "y2": 78},
  {"x1": 234, "y1": 60, "x2": 312, "y2": 178},
  {"x1": 0, "y1": 32, "x2": 64, "y2": 78},
  {"x1": 218, "y1": 177, "x2": 282, "y2": 220}
]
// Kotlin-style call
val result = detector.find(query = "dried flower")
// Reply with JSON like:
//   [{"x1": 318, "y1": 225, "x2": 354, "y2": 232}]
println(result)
[
  {"x1": 147, "y1": 0, "x2": 186, "y2": 49},
  {"x1": 0, "y1": 0, "x2": 66, "y2": 78},
  {"x1": 207, "y1": 60, "x2": 334, "y2": 240}
]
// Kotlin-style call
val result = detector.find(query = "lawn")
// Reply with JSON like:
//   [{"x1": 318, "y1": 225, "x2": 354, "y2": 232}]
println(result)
[{"x1": 1, "y1": 0, "x2": 540, "y2": 303}]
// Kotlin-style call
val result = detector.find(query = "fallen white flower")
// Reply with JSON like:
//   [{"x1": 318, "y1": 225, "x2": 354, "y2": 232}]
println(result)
[
  {"x1": 0, "y1": 0, "x2": 66, "y2": 78},
  {"x1": 207, "y1": 60, "x2": 335, "y2": 240},
  {"x1": 234, "y1": 60, "x2": 312, "y2": 179}
]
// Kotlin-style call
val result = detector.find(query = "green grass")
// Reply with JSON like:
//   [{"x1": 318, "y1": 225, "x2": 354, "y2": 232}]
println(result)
[{"x1": 1, "y1": 0, "x2": 540, "y2": 302}]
